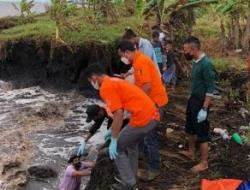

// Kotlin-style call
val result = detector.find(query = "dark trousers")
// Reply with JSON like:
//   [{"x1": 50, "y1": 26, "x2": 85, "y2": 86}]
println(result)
[{"x1": 185, "y1": 96, "x2": 210, "y2": 143}]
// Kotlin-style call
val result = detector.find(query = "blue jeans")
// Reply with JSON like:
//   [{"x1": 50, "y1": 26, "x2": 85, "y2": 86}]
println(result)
[{"x1": 143, "y1": 126, "x2": 160, "y2": 171}]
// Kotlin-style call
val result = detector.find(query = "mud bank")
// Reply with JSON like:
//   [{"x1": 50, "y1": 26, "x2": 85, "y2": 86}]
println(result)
[{"x1": 0, "y1": 39, "x2": 126, "y2": 97}]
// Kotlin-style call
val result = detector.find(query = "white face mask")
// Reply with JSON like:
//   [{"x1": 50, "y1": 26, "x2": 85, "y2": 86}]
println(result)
[
  {"x1": 90, "y1": 80, "x2": 100, "y2": 90},
  {"x1": 121, "y1": 57, "x2": 130, "y2": 65}
]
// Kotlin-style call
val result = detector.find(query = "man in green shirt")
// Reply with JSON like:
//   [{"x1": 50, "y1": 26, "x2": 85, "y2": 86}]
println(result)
[{"x1": 181, "y1": 36, "x2": 215, "y2": 173}]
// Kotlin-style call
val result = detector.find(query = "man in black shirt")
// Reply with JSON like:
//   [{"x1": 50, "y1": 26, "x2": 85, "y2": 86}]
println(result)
[{"x1": 77, "y1": 104, "x2": 129, "y2": 156}]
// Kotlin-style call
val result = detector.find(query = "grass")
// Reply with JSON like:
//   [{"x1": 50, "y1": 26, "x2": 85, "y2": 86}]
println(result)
[
  {"x1": 0, "y1": 10, "x2": 143, "y2": 44},
  {"x1": 0, "y1": 16, "x2": 55, "y2": 41},
  {"x1": 212, "y1": 57, "x2": 247, "y2": 72}
]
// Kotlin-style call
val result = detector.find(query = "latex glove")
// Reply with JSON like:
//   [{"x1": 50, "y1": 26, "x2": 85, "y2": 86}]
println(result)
[
  {"x1": 197, "y1": 109, "x2": 207, "y2": 123},
  {"x1": 109, "y1": 137, "x2": 118, "y2": 160},
  {"x1": 104, "y1": 129, "x2": 112, "y2": 142},
  {"x1": 77, "y1": 141, "x2": 86, "y2": 156}
]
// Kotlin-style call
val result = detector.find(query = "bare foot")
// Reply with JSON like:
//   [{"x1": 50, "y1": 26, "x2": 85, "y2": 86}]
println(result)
[
  {"x1": 179, "y1": 151, "x2": 195, "y2": 161},
  {"x1": 191, "y1": 162, "x2": 208, "y2": 173}
]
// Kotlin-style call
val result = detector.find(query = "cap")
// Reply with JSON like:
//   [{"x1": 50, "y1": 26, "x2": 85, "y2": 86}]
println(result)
[{"x1": 86, "y1": 105, "x2": 101, "y2": 123}]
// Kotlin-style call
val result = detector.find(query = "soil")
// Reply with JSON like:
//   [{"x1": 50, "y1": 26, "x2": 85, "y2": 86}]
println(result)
[
  {"x1": 86, "y1": 79, "x2": 250, "y2": 190},
  {"x1": 0, "y1": 39, "x2": 122, "y2": 98}
]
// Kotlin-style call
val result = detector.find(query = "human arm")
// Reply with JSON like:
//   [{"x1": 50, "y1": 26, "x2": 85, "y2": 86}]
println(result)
[
  {"x1": 197, "y1": 61, "x2": 215, "y2": 123},
  {"x1": 202, "y1": 61, "x2": 215, "y2": 108},
  {"x1": 110, "y1": 109, "x2": 124, "y2": 138},
  {"x1": 85, "y1": 118, "x2": 105, "y2": 143},
  {"x1": 71, "y1": 168, "x2": 92, "y2": 177}
]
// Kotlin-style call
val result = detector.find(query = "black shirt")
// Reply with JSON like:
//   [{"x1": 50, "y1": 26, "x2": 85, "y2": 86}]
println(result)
[{"x1": 89, "y1": 111, "x2": 129, "y2": 135}]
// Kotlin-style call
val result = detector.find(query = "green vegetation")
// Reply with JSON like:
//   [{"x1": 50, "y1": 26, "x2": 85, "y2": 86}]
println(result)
[
  {"x1": 0, "y1": 13, "x2": 143, "y2": 43},
  {"x1": 212, "y1": 57, "x2": 247, "y2": 72}
]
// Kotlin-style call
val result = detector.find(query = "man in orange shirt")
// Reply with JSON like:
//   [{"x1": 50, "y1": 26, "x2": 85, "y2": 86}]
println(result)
[
  {"x1": 117, "y1": 40, "x2": 168, "y2": 181},
  {"x1": 84, "y1": 64, "x2": 160, "y2": 190}
]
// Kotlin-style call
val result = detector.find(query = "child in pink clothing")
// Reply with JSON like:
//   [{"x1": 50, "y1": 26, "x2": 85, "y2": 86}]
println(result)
[{"x1": 58, "y1": 154, "x2": 95, "y2": 190}]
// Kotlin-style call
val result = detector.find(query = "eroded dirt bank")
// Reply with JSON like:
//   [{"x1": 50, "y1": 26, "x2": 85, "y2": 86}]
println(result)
[{"x1": 0, "y1": 39, "x2": 124, "y2": 97}]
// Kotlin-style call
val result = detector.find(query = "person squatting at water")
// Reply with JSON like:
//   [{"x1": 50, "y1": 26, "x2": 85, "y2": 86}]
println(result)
[
  {"x1": 58, "y1": 153, "x2": 95, "y2": 190},
  {"x1": 84, "y1": 63, "x2": 160, "y2": 190},
  {"x1": 180, "y1": 36, "x2": 215, "y2": 173},
  {"x1": 117, "y1": 40, "x2": 168, "y2": 181},
  {"x1": 77, "y1": 104, "x2": 129, "y2": 156}
]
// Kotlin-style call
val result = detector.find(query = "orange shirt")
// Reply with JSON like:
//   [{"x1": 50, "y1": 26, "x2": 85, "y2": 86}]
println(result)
[
  {"x1": 100, "y1": 76, "x2": 159, "y2": 127},
  {"x1": 132, "y1": 51, "x2": 168, "y2": 107}
]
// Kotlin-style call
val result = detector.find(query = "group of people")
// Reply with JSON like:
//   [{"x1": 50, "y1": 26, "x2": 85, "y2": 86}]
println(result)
[{"x1": 58, "y1": 27, "x2": 216, "y2": 190}]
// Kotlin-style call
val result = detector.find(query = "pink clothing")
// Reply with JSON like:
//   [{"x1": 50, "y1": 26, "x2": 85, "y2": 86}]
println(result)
[{"x1": 58, "y1": 161, "x2": 92, "y2": 190}]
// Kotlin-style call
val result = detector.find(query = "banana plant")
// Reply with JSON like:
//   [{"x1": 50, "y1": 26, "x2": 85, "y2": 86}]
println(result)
[{"x1": 49, "y1": 0, "x2": 78, "y2": 42}]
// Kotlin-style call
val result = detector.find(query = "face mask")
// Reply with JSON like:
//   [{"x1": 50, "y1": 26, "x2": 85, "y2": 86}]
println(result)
[
  {"x1": 90, "y1": 80, "x2": 100, "y2": 90},
  {"x1": 121, "y1": 57, "x2": 130, "y2": 65},
  {"x1": 184, "y1": 53, "x2": 193, "y2": 61},
  {"x1": 73, "y1": 162, "x2": 81, "y2": 170}
]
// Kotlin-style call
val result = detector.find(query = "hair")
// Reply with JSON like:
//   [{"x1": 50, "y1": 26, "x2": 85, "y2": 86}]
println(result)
[
  {"x1": 117, "y1": 40, "x2": 136, "y2": 52},
  {"x1": 151, "y1": 25, "x2": 161, "y2": 31},
  {"x1": 84, "y1": 63, "x2": 105, "y2": 78},
  {"x1": 152, "y1": 30, "x2": 159, "y2": 38},
  {"x1": 68, "y1": 154, "x2": 79, "y2": 163},
  {"x1": 165, "y1": 40, "x2": 173, "y2": 45},
  {"x1": 184, "y1": 36, "x2": 201, "y2": 49},
  {"x1": 123, "y1": 28, "x2": 137, "y2": 39}
]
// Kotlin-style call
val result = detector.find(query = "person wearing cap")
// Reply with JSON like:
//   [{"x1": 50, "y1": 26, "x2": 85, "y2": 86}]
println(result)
[
  {"x1": 77, "y1": 105, "x2": 129, "y2": 156},
  {"x1": 58, "y1": 153, "x2": 95, "y2": 190},
  {"x1": 84, "y1": 63, "x2": 160, "y2": 190},
  {"x1": 117, "y1": 40, "x2": 168, "y2": 181}
]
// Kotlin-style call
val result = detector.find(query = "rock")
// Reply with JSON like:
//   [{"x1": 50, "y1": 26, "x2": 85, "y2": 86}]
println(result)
[
  {"x1": 27, "y1": 166, "x2": 57, "y2": 179},
  {"x1": 85, "y1": 147, "x2": 116, "y2": 190},
  {"x1": 166, "y1": 128, "x2": 174, "y2": 134}
]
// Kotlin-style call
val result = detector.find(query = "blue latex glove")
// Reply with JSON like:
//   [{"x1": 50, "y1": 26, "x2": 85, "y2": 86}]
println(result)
[
  {"x1": 197, "y1": 109, "x2": 207, "y2": 123},
  {"x1": 109, "y1": 137, "x2": 118, "y2": 160},
  {"x1": 77, "y1": 141, "x2": 86, "y2": 156},
  {"x1": 104, "y1": 129, "x2": 112, "y2": 142}
]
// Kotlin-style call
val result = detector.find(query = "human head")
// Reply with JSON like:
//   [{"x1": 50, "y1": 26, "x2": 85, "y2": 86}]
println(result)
[
  {"x1": 183, "y1": 36, "x2": 201, "y2": 61},
  {"x1": 84, "y1": 63, "x2": 106, "y2": 90},
  {"x1": 122, "y1": 28, "x2": 138, "y2": 45},
  {"x1": 86, "y1": 104, "x2": 105, "y2": 122},
  {"x1": 68, "y1": 154, "x2": 81, "y2": 170},
  {"x1": 117, "y1": 40, "x2": 136, "y2": 65},
  {"x1": 164, "y1": 40, "x2": 173, "y2": 52},
  {"x1": 151, "y1": 25, "x2": 161, "y2": 32},
  {"x1": 152, "y1": 30, "x2": 160, "y2": 42}
]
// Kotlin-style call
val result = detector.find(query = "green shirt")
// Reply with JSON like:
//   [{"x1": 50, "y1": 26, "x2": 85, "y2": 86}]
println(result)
[{"x1": 191, "y1": 55, "x2": 215, "y2": 100}]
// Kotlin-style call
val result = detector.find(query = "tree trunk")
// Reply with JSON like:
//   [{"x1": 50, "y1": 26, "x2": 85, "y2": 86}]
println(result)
[
  {"x1": 234, "y1": 13, "x2": 241, "y2": 49},
  {"x1": 220, "y1": 20, "x2": 226, "y2": 54},
  {"x1": 243, "y1": 3, "x2": 250, "y2": 52}
]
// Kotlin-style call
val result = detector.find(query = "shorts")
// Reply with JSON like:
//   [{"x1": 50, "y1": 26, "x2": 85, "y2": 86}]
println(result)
[{"x1": 185, "y1": 96, "x2": 210, "y2": 143}]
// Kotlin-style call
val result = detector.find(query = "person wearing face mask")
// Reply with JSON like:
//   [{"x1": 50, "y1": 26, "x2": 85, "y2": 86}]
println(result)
[
  {"x1": 122, "y1": 28, "x2": 161, "y2": 76},
  {"x1": 117, "y1": 40, "x2": 168, "y2": 182},
  {"x1": 84, "y1": 63, "x2": 160, "y2": 190},
  {"x1": 180, "y1": 36, "x2": 215, "y2": 173},
  {"x1": 77, "y1": 104, "x2": 129, "y2": 156},
  {"x1": 58, "y1": 153, "x2": 95, "y2": 190}
]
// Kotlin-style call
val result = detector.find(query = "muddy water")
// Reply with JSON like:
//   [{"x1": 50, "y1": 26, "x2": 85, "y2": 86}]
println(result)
[{"x1": 0, "y1": 80, "x2": 106, "y2": 190}]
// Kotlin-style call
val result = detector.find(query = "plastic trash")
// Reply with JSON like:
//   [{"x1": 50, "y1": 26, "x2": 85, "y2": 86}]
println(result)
[
  {"x1": 213, "y1": 128, "x2": 230, "y2": 140},
  {"x1": 231, "y1": 133, "x2": 243, "y2": 145}
]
